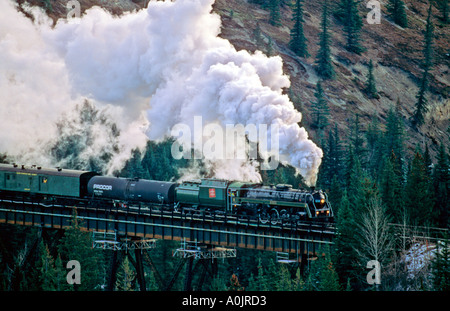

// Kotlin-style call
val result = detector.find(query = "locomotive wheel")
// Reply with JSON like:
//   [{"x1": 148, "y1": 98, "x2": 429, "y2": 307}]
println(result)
[
  {"x1": 259, "y1": 210, "x2": 270, "y2": 224},
  {"x1": 279, "y1": 209, "x2": 290, "y2": 221},
  {"x1": 270, "y1": 209, "x2": 280, "y2": 225}
]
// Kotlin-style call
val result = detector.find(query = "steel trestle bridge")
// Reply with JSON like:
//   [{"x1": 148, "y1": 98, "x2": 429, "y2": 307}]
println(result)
[
  {"x1": 0, "y1": 197, "x2": 335, "y2": 290},
  {"x1": 0, "y1": 197, "x2": 335, "y2": 253}
]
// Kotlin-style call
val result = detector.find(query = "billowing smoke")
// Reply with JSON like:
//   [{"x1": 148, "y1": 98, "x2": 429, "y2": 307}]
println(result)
[{"x1": 0, "y1": 0, "x2": 322, "y2": 185}]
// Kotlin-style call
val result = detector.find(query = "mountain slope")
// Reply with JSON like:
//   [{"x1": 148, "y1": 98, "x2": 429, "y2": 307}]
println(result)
[{"x1": 13, "y1": 0, "x2": 450, "y2": 157}]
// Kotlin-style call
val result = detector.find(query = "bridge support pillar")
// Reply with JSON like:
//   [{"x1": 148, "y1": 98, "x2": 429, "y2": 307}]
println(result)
[
  {"x1": 184, "y1": 256, "x2": 194, "y2": 291},
  {"x1": 135, "y1": 249, "x2": 146, "y2": 291}
]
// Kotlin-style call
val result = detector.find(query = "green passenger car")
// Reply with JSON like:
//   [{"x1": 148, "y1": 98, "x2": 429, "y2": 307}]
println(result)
[{"x1": 0, "y1": 163, "x2": 97, "y2": 198}]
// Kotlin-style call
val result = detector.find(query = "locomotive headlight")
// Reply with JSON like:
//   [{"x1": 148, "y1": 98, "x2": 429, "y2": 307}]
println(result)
[{"x1": 320, "y1": 199, "x2": 325, "y2": 204}]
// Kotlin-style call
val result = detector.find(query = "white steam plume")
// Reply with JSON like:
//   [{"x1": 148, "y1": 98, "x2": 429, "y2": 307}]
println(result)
[{"x1": 0, "y1": 0, "x2": 322, "y2": 185}]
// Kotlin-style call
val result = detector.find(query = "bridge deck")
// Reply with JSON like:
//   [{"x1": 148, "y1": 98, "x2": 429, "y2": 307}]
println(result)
[{"x1": 0, "y1": 198, "x2": 335, "y2": 254}]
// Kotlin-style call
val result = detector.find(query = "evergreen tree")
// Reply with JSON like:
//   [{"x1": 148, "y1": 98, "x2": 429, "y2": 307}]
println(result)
[
  {"x1": 276, "y1": 265, "x2": 294, "y2": 290},
  {"x1": 413, "y1": 5, "x2": 434, "y2": 127},
  {"x1": 210, "y1": 275, "x2": 228, "y2": 291},
  {"x1": 115, "y1": 256, "x2": 135, "y2": 291},
  {"x1": 320, "y1": 260, "x2": 342, "y2": 291},
  {"x1": 366, "y1": 117, "x2": 384, "y2": 178},
  {"x1": 268, "y1": 0, "x2": 281, "y2": 26},
  {"x1": 54, "y1": 255, "x2": 65, "y2": 291},
  {"x1": 433, "y1": 143, "x2": 449, "y2": 227},
  {"x1": 384, "y1": 102, "x2": 405, "y2": 170},
  {"x1": 387, "y1": 0, "x2": 408, "y2": 27},
  {"x1": 337, "y1": 0, "x2": 364, "y2": 54},
  {"x1": 328, "y1": 174, "x2": 343, "y2": 213},
  {"x1": 365, "y1": 59, "x2": 378, "y2": 98},
  {"x1": 434, "y1": 0, "x2": 449, "y2": 23},
  {"x1": 59, "y1": 210, "x2": 102, "y2": 290},
  {"x1": 38, "y1": 242, "x2": 58, "y2": 291},
  {"x1": 315, "y1": 0, "x2": 335, "y2": 79},
  {"x1": 289, "y1": 0, "x2": 309, "y2": 58},
  {"x1": 247, "y1": 257, "x2": 269, "y2": 290},
  {"x1": 329, "y1": 125, "x2": 345, "y2": 181},
  {"x1": 147, "y1": 270, "x2": 159, "y2": 291},
  {"x1": 311, "y1": 81, "x2": 330, "y2": 131},
  {"x1": 333, "y1": 190, "x2": 358, "y2": 289},
  {"x1": 292, "y1": 267, "x2": 305, "y2": 291},
  {"x1": 380, "y1": 153, "x2": 404, "y2": 222},
  {"x1": 424, "y1": 143, "x2": 433, "y2": 177},
  {"x1": 266, "y1": 36, "x2": 274, "y2": 56},
  {"x1": 317, "y1": 125, "x2": 344, "y2": 190},
  {"x1": 405, "y1": 152, "x2": 434, "y2": 226},
  {"x1": 431, "y1": 235, "x2": 450, "y2": 291},
  {"x1": 349, "y1": 114, "x2": 366, "y2": 164},
  {"x1": 253, "y1": 22, "x2": 265, "y2": 50},
  {"x1": 306, "y1": 248, "x2": 341, "y2": 291}
]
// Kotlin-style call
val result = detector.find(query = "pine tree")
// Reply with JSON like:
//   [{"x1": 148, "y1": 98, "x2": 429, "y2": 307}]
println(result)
[
  {"x1": 289, "y1": 0, "x2": 309, "y2": 57},
  {"x1": 54, "y1": 255, "x2": 65, "y2": 291},
  {"x1": 413, "y1": 5, "x2": 434, "y2": 127},
  {"x1": 266, "y1": 36, "x2": 274, "y2": 56},
  {"x1": 311, "y1": 81, "x2": 330, "y2": 131},
  {"x1": 433, "y1": 143, "x2": 449, "y2": 227},
  {"x1": 431, "y1": 235, "x2": 450, "y2": 291},
  {"x1": 424, "y1": 143, "x2": 433, "y2": 177},
  {"x1": 247, "y1": 257, "x2": 269, "y2": 290},
  {"x1": 349, "y1": 114, "x2": 366, "y2": 164},
  {"x1": 384, "y1": 102, "x2": 405, "y2": 169},
  {"x1": 317, "y1": 124, "x2": 344, "y2": 190},
  {"x1": 366, "y1": 118, "x2": 384, "y2": 178},
  {"x1": 365, "y1": 59, "x2": 378, "y2": 98},
  {"x1": 434, "y1": 0, "x2": 449, "y2": 23},
  {"x1": 328, "y1": 174, "x2": 343, "y2": 212},
  {"x1": 253, "y1": 22, "x2": 265, "y2": 50},
  {"x1": 38, "y1": 242, "x2": 57, "y2": 291},
  {"x1": 59, "y1": 210, "x2": 102, "y2": 290},
  {"x1": 387, "y1": 0, "x2": 408, "y2": 27},
  {"x1": 268, "y1": 0, "x2": 281, "y2": 26},
  {"x1": 276, "y1": 265, "x2": 294, "y2": 290},
  {"x1": 380, "y1": 153, "x2": 403, "y2": 222},
  {"x1": 292, "y1": 267, "x2": 305, "y2": 291},
  {"x1": 320, "y1": 260, "x2": 342, "y2": 291},
  {"x1": 307, "y1": 248, "x2": 341, "y2": 291},
  {"x1": 315, "y1": 0, "x2": 335, "y2": 79},
  {"x1": 333, "y1": 190, "x2": 358, "y2": 288},
  {"x1": 115, "y1": 256, "x2": 135, "y2": 291},
  {"x1": 405, "y1": 152, "x2": 434, "y2": 226},
  {"x1": 337, "y1": 0, "x2": 364, "y2": 54}
]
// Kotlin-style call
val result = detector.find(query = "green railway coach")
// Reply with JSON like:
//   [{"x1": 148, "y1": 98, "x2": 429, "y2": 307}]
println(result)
[{"x1": 0, "y1": 163, "x2": 97, "y2": 198}]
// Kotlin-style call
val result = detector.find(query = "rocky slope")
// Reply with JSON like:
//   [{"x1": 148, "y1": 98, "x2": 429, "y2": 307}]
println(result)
[{"x1": 15, "y1": 0, "x2": 450, "y2": 157}]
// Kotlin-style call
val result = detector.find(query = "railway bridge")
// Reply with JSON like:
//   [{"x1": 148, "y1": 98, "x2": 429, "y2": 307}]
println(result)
[{"x1": 0, "y1": 197, "x2": 335, "y2": 290}]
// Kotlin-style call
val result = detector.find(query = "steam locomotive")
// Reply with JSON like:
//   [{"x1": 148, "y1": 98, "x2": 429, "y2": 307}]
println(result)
[{"x1": 0, "y1": 163, "x2": 333, "y2": 223}]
